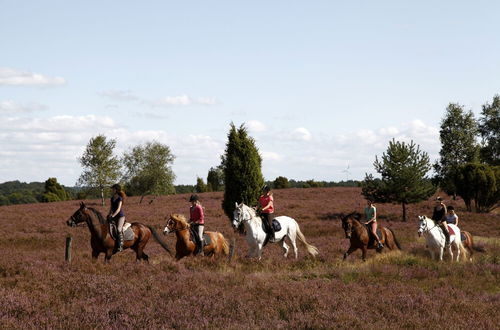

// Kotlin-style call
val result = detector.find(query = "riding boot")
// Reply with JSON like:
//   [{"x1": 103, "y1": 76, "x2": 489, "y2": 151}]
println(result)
[
  {"x1": 197, "y1": 239, "x2": 204, "y2": 256},
  {"x1": 117, "y1": 232, "x2": 124, "y2": 252}
]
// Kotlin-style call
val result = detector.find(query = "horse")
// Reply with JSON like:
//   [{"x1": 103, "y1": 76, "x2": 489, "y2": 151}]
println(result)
[
  {"x1": 232, "y1": 203, "x2": 319, "y2": 260},
  {"x1": 417, "y1": 215, "x2": 467, "y2": 261},
  {"x1": 460, "y1": 230, "x2": 486, "y2": 260},
  {"x1": 340, "y1": 212, "x2": 401, "y2": 261},
  {"x1": 163, "y1": 213, "x2": 229, "y2": 260},
  {"x1": 66, "y1": 202, "x2": 172, "y2": 262}
]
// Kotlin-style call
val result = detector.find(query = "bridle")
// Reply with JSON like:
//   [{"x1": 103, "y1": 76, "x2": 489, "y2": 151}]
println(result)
[
  {"x1": 165, "y1": 218, "x2": 190, "y2": 234},
  {"x1": 342, "y1": 218, "x2": 353, "y2": 238},
  {"x1": 418, "y1": 217, "x2": 438, "y2": 235}
]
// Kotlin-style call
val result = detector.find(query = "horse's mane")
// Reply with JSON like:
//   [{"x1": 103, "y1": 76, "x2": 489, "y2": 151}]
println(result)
[
  {"x1": 87, "y1": 207, "x2": 107, "y2": 225},
  {"x1": 343, "y1": 211, "x2": 362, "y2": 221},
  {"x1": 170, "y1": 213, "x2": 190, "y2": 227}
]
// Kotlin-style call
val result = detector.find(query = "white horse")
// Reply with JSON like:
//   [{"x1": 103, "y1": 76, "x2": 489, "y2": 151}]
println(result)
[
  {"x1": 417, "y1": 215, "x2": 467, "y2": 261},
  {"x1": 232, "y1": 203, "x2": 319, "y2": 260}
]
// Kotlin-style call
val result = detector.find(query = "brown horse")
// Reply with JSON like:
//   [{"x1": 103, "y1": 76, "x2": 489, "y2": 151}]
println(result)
[
  {"x1": 66, "y1": 202, "x2": 172, "y2": 262},
  {"x1": 163, "y1": 213, "x2": 229, "y2": 260},
  {"x1": 340, "y1": 212, "x2": 401, "y2": 261},
  {"x1": 461, "y1": 230, "x2": 486, "y2": 260}
]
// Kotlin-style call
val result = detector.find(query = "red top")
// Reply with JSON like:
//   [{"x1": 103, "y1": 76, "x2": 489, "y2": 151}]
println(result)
[
  {"x1": 259, "y1": 194, "x2": 274, "y2": 214},
  {"x1": 190, "y1": 204, "x2": 205, "y2": 224}
]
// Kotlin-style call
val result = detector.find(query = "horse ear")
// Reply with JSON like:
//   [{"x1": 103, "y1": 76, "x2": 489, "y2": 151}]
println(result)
[
  {"x1": 80, "y1": 201, "x2": 86, "y2": 209},
  {"x1": 235, "y1": 202, "x2": 238, "y2": 208}
]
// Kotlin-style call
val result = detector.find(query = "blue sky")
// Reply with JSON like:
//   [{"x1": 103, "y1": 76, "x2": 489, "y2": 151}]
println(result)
[{"x1": 1, "y1": 1, "x2": 499, "y2": 185}]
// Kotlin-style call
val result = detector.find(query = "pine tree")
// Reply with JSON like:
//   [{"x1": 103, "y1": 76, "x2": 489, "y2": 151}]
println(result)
[
  {"x1": 273, "y1": 176, "x2": 289, "y2": 189},
  {"x1": 362, "y1": 139, "x2": 436, "y2": 221},
  {"x1": 454, "y1": 163, "x2": 499, "y2": 212},
  {"x1": 207, "y1": 166, "x2": 224, "y2": 191},
  {"x1": 435, "y1": 103, "x2": 479, "y2": 195},
  {"x1": 195, "y1": 177, "x2": 208, "y2": 193},
  {"x1": 77, "y1": 134, "x2": 121, "y2": 206},
  {"x1": 479, "y1": 95, "x2": 500, "y2": 166},
  {"x1": 43, "y1": 177, "x2": 71, "y2": 202},
  {"x1": 221, "y1": 123, "x2": 264, "y2": 219}
]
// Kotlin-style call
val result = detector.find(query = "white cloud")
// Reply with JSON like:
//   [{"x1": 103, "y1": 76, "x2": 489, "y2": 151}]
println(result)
[
  {"x1": 246, "y1": 120, "x2": 266, "y2": 132},
  {"x1": 0, "y1": 100, "x2": 47, "y2": 114},
  {"x1": 155, "y1": 94, "x2": 218, "y2": 107},
  {"x1": 98, "y1": 89, "x2": 139, "y2": 101},
  {"x1": 261, "y1": 151, "x2": 282, "y2": 162},
  {"x1": 292, "y1": 127, "x2": 312, "y2": 141},
  {"x1": 0, "y1": 67, "x2": 66, "y2": 86}
]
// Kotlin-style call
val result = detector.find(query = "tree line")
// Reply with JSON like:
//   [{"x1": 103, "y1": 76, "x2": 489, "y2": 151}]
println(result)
[{"x1": 361, "y1": 94, "x2": 499, "y2": 220}]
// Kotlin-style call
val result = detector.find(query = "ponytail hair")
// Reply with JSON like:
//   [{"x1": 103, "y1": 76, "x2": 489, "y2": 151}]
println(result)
[{"x1": 112, "y1": 183, "x2": 127, "y2": 200}]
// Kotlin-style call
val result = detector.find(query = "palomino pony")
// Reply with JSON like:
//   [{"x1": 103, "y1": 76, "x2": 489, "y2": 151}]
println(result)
[
  {"x1": 417, "y1": 215, "x2": 467, "y2": 261},
  {"x1": 340, "y1": 212, "x2": 401, "y2": 261},
  {"x1": 163, "y1": 214, "x2": 229, "y2": 260},
  {"x1": 232, "y1": 203, "x2": 319, "y2": 260},
  {"x1": 67, "y1": 202, "x2": 172, "y2": 262}
]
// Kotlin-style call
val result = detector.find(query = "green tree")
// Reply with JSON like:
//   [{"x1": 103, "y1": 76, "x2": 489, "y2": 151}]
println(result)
[
  {"x1": 122, "y1": 141, "x2": 175, "y2": 202},
  {"x1": 454, "y1": 163, "x2": 499, "y2": 212},
  {"x1": 221, "y1": 123, "x2": 265, "y2": 219},
  {"x1": 435, "y1": 103, "x2": 479, "y2": 196},
  {"x1": 42, "y1": 177, "x2": 71, "y2": 202},
  {"x1": 195, "y1": 177, "x2": 208, "y2": 193},
  {"x1": 362, "y1": 139, "x2": 436, "y2": 222},
  {"x1": 207, "y1": 166, "x2": 224, "y2": 192},
  {"x1": 273, "y1": 176, "x2": 289, "y2": 189},
  {"x1": 478, "y1": 95, "x2": 500, "y2": 165},
  {"x1": 77, "y1": 134, "x2": 121, "y2": 206}
]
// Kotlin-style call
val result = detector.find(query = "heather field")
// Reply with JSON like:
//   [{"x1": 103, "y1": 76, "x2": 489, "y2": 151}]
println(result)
[{"x1": 0, "y1": 187, "x2": 499, "y2": 329}]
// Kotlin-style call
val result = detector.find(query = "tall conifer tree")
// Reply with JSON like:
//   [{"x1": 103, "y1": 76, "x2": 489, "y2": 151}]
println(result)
[{"x1": 222, "y1": 123, "x2": 264, "y2": 219}]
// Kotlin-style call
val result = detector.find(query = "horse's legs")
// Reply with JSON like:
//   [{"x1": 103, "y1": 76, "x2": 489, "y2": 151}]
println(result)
[
  {"x1": 343, "y1": 246, "x2": 357, "y2": 261},
  {"x1": 290, "y1": 238, "x2": 298, "y2": 259},
  {"x1": 92, "y1": 250, "x2": 100, "y2": 260},
  {"x1": 105, "y1": 249, "x2": 113, "y2": 263},
  {"x1": 438, "y1": 248, "x2": 444, "y2": 261},
  {"x1": 361, "y1": 246, "x2": 367, "y2": 261},
  {"x1": 281, "y1": 239, "x2": 289, "y2": 258},
  {"x1": 429, "y1": 250, "x2": 435, "y2": 260}
]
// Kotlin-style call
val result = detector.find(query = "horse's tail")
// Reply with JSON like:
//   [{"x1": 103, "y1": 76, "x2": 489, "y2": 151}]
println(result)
[
  {"x1": 465, "y1": 232, "x2": 487, "y2": 252},
  {"x1": 147, "y1": 225, "x2": 173, "y2": 257},
  {"x1": 220, "y1": 233, "x2": 230, "y2": 255},
  {"x1": 295, "y1": 222, "x2": 319, "y2": 257},
  {"x1": 388, "y1": 228, "x2": 402, "y2": 250},
  {"x1": 458, "y1": 240, "x2": 468, "y2": 261}
]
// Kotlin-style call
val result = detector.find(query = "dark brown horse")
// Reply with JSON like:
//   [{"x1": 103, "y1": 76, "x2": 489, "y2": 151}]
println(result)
[
  {"x1": 66, "y1": 202, "x2": 172, "y2": 262},
  {"x1": 163, "y1": 213, "x2": 229, "y2": 260},
  {"x1": 340, "y1": 212, "x2": 401, "y2": 261},
  {"x1": 461, "y1": 230, "x2": 486, "y2": 260}
]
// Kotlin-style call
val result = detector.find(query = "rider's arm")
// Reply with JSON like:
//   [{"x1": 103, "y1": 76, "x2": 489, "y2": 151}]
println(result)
[
  {"x1": 455, "y1": 215, "x2": 459, "y2": 226},
  {"x1": 261, "y1": 196, "x2": 273, "y2": 212}
]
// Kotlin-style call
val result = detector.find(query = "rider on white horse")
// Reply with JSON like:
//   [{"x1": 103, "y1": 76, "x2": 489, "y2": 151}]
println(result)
[
  {"x1": 259, "y1": 185, "x2": 275, "y2": 245},
  {"x1": 431, "y1": 197, "x2": 450, "y2": 248}
]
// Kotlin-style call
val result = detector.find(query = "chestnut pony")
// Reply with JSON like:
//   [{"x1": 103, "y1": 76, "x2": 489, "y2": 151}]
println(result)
[
  {"x1": 457, "y1": 230, "x2": 485, "y2": 261},
  {"x1": 163, "y1": 213, "x2": 229, "y2": 260},
  {"x1": 67, "y1": 202, "x2": 172, "y2": 262},
  {"x1": 340, "y1": 212, "x2": 401, "y2": 261}
]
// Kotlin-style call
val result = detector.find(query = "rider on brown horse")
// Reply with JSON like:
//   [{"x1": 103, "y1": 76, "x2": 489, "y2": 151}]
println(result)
[
  {"x1": 189, "y1": 194, "x2": 205, "y2": 256},
  {"x1": 107, "y1": 183, "x2": 126, "y2": 252},
  {"x1": 364, "y1": 200, "x2": 383, "y2": 249}
]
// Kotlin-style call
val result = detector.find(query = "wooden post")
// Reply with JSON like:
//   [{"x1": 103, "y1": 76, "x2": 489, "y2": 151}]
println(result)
[{"x1": 65, "y1": 235, "x2": 72, "y2": 263}]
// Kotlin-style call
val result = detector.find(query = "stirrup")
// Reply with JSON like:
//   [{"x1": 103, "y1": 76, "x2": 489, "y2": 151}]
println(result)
[{"x1": 377, "y1": 242, "x2": 384, "y2": 249}]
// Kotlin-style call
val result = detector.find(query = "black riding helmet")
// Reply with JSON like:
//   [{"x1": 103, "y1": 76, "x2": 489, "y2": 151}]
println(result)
[
  {"x1": 189, "y1": 194, "x2": 199, "y2": 202},
  {"x1": 262, "y1": 185, "x2": 271, "y2": 192}
]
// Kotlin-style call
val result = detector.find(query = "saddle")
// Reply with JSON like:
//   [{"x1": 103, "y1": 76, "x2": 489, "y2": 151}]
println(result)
[
  {"x1": 188, "y1": 227, "x2": 212, "y2": 246},
  {"x1": 109, "y1": 222, "x2": 134, "y2": 241},
  {"x1": 261, "y1": 218, "x2": 282, "y2": 233}
]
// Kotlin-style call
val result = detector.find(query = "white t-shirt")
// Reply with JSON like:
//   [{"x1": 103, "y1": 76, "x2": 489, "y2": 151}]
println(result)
[{"x1": 446, "y1": 214, "x2": 458, "y2": 224}]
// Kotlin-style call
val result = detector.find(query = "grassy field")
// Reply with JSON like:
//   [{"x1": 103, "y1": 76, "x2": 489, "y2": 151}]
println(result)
[{"x1": 0, "y1": 187, "x2": 499, "y2": 329}]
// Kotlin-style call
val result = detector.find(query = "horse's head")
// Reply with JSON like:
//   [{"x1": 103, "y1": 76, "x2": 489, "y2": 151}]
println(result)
[
  {"x1": 163, "y1": 214, "x2": 189, "y2": 235},
  {"x1": 232, "y1": 202, "x2": 252, "y2": 229},
  {"x1": 417, "y1": 215, "x2": 429, "y2": 237},
  {"x1": 340, "y1": 212, "x2": 361, "y2": 239},
  {"x1": 66, "y1": 202, "x2": 89, "y2": 227}
]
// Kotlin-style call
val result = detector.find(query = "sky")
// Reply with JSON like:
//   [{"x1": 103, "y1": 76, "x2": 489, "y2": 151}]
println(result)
[{"x1": 1, "y1": 1, "x2": 500, "y2": 186}]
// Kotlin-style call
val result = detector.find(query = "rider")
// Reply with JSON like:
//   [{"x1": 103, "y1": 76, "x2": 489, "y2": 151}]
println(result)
[
  {"x1": 445, "y1": 205, "x2": 459, "y2": 226},
  {"x1": 364, "y1": 200, "x2": 383, "y2": 249},
  {"x1": 259, "y1": 185, "x2": 275, "y2": 245},
  {"x1": 189, "y1": 194, "x2": 205, "y2": 256},
  {"x1": 432, "y1": 196, "x2": 449, "y2": 247},
  {"x1": 108, "y1": 183, "x2": 126, "y2": 252}
]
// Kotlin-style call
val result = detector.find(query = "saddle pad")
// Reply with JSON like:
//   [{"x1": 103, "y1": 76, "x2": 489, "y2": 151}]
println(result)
[
  {"x1": 261, "y1": 219, "x2": 282, "y2": 233},
  {"x1": 189, "y1": 228, "x2": 212, "y2": 246},
  {"x1": 447, "y1": 226, "x2": 455, "y2": 236},
  {"x1": 110, "y1": 222, "x2": 135, "y2": 241},
  {"x1": 460, "y1": 232, "x2": 466, "y2": 241}
]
